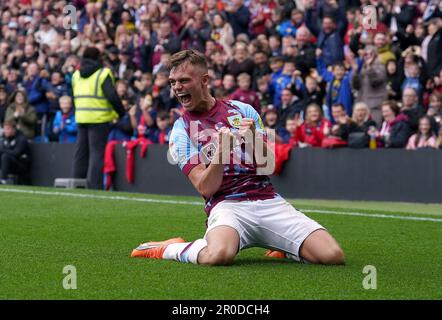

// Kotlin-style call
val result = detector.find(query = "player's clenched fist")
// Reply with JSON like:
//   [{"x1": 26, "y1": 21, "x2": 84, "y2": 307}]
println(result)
[
  {"x1": 214, "y1": 127, "x2": 235, "y2": 164},
  {"x1": 238, "y1": 118, "x2": 256, "y2": 135},
  {"x1": 239, "y1": 118, "x2": 256, "y2": 145}
]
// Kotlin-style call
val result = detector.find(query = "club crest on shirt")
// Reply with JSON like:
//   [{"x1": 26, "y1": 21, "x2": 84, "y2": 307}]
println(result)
[
  {"x1": 201, "y1": 142, "x2": 217, "y2": 163},
  {"x1": 227, "y1": 114, "x2": 243, "y2": 128}
]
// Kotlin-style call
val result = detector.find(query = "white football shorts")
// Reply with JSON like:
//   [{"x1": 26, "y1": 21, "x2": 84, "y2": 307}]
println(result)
[{"x1": 204, "y1": 195, "x2": 325, "y2": 260}]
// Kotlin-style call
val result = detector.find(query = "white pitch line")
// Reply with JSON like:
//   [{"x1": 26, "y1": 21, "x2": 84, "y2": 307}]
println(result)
[{"x1": 0, "y1": 187, "x2": 441, "y2": 223}]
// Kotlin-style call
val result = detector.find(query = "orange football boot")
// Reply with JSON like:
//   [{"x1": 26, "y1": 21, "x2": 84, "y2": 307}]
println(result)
[
  {"x1": 131, "y1": 237, "x2": 186, "y2": 259},
  {"x1": 264, "y1": 250, "x2": 287, "y2": 259}
]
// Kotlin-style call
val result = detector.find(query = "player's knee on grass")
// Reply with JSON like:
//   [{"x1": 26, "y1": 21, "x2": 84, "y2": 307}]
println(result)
[
  {"x1": 199, "y1": 246, "x2": 236, "y2": 266},
  {"x1": 300, "y1": 230, "x2": 345, "y2": 265},
  {"x1": 317, "y1": 245, "x2": 345, "y2": 265}
]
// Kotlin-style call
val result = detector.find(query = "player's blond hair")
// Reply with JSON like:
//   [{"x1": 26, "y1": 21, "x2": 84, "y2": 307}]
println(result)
[{"x1": 166, "y1": 49, "x2": 208, "y2": 72}]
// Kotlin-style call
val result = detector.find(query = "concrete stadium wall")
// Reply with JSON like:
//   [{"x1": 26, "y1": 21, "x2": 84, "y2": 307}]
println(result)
[{"x1": 30, "y1": 143, "x2": 442, "y2": 203}]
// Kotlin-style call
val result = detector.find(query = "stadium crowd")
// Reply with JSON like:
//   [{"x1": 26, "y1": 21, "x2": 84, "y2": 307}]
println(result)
[{"x1": 0, "y1": 0, "x2": 442, "y2": 151}]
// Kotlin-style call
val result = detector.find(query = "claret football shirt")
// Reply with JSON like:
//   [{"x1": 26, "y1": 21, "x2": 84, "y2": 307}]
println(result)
[{"x1": 169, "y1": 99, "x2": 276, "y2": 215}]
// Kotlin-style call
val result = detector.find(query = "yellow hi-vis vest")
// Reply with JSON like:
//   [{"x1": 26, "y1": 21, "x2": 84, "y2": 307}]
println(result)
[{"x1": 72, "y1": 68, "x2": 118, "y2": 124}]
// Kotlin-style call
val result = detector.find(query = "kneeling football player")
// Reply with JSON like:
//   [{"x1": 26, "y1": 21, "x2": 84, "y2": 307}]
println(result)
[{"x1": 131, "y1": 50, "x2": 345, "y2": 266}]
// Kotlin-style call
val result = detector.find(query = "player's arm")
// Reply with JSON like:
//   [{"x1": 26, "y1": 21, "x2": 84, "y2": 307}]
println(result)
[{"x1": 188, "y1": 129, "x2": 234, "y2": 198}]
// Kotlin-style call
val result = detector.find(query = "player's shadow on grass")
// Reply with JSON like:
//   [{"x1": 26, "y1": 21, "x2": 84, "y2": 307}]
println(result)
[{"x1": 232, "y1": 258, "x2": 299, "y2": 267}]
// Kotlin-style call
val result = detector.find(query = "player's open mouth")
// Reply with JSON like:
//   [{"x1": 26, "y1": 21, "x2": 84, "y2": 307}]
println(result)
[{"x1": 177, "y1": 93, "x2": 192, "y2": 105}]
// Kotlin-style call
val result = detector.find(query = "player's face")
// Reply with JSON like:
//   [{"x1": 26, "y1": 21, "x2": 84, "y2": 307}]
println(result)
[{"x1": 169, "y1": 63, "x2": 208, "y2": 112}]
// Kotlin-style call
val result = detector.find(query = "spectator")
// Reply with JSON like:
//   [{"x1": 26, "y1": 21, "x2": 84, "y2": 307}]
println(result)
[
  {"x1": 293, "y1": 74, "x2": 325, "y2": 117},
  {"x1": 401, "y1": 62, "x2": 424, "y2": 99},
  {"x1": 329, "y1": 103, "x2": 357, "y2": 142},
  {"x1": 268, "y1": 34, "x2": 283, "y2": 57},
  {"x1": 229, "y1": 73, "x2": 261, "y2": 114},
  {"x1": 293, "y1": 103, "x2": 331, "y2": 148},
  {"x1": 351, "y1": 45, "x2": 388, "y2": 126},
  {"x1": 424, "y1": 18, "x2": 442, "y2": 78},
  {"x1": 305, "y1": 1, "x2": 346, "y2": 67},
  {"x1": 279, "y1": 113, "x2": 299, "y2": 144},
  {"x1": 116, "y1": 50, "x2": 137, "y2": 80},
  {"x1": 252, "y1": 51, "x2": 272, "y2": 89},
  {"x1": 383, "y1": 0, "x2": 416, "y2": 34},
  {"x1": 225, "y1": 0, "x2": 251, "y2": 37},
  {"x1": 0, "y1": 120, "x2": 31, "y2": 185},
  {"x1": 147, "y1": 110, "x2": 172, "y2": 144},
  {"x1": 222, "y1": 74, "x2": 237, "y2": 96},
  {"x1": 249, "y1": 0, "x2": 276, "y2": 37},
  {"x1": 46, "y1": 71, "x2": 70, "y2": 129},
  {"x1": 385, "y1": 59, "x2": 404, "y2": 101},
  {"x1": 211, "y1": 13, "x2": 235, "y2": 55},
  {"x1": 347, "y1": 102, "x2": 378, "y2": 148},
  {"x1": 52, "y1": 96, "x2": 77, "y2": 144},
  {"x1": 277, "y1": 88, "x2": 299, "y2": 128},
  {"x1": 278, "y1": 8, "x2": 305, "y2": 38},
  {"x1": 0, "y1": 84, "x2": 8, "y2": 126},
  {"x1": 270, "y1": 59, "x2": 304, "y2": 108},
  {"x1": 23, "y1": 62, "x2": 49, "y2": 130},
  {"x1": 151, "y1": 70, "x2": 177, "y2": 112},
  {"x1": 4, "y1": 69, "x2": 21, "y2": 94},
  {"x1": 256, "y1": 76, "x2": 272, "y2": 107},
  {"x1": 373, "y1": 32, "x2": 396, "y2": 65},
  {"x1": 180, "y1": 9, "x2": 212, "y2": 53},
  {"x1": 140, "y1": 19, "x2": 181, "y2": 73},
  {"x1": 436, "y1": 127, "x2": 442, "y2": 149},
  {"x1": 108, "y1": 101, "x2": 134, "y2": 142},
  {"x1": 293, "y1": 26, "x2": 317, "y2": 77},
  {"x1": 5, "y1": 89, "x2": 37, "y2": 139},
  {"x1": 378, "y1": 100, "x2": 412, "y2": 148},
  {"x1": 226, "y1": 41, "x2": 255, "y2": 78},
  {"x1": 262, "y1": 105, "x2": 284, "y2": 143},
  {"x1": 316, "y1": 48, "x2": 353, "y2": 121},
  {"x1": 401, "y1": 87, "x2": 424, "y2": 131},
  {"x1": 406, "y1": 116, "x2": 437, "y2": 150},
  {"x1": 427, "y1": 92, "x2": 442, "y2": 126}
]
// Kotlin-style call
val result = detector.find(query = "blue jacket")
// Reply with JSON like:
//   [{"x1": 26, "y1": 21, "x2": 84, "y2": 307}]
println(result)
[
  {"x1": 317, "y1": 56, "x2": 353, "y2": 120},
  {"x1": 46, "y1": 82, "x2": 70, "y2": 114},
  {"x1": 278, "y1": 20, "x2": 297, "y2": 37},
  {"x1": 401, "y1": 77, "x2": 423, "y2": 97},
  {"x1": 305, "y1": 5, "x2": 346, "y2": 66},
  {"x1": 52, "y1": 110, "x2": 77, "y2": 143},
  {"x1": 270, "y1": 72, "x2": 305, "y2": 108},
  {"x1": 25, "y1": 76, "x2": 49, "y2": 115}
]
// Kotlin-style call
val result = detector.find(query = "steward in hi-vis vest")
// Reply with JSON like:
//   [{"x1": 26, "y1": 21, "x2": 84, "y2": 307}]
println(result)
[
  {"x1": 72, "y1": 47, "x2": 125, "y2": 190},
  {"x1": 72, "y1": 67, "x2": 118, "y2": 124}
]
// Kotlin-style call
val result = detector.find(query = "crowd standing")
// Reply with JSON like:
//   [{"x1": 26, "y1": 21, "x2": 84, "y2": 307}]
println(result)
[{"x1": 1, "y1": 0, "x2": 442, "y2": 183}]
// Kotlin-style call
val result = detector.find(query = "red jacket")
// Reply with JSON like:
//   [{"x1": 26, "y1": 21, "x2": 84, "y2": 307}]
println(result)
[{"x1": 294, "y1": 119, "x2": 331, "y2": 147}]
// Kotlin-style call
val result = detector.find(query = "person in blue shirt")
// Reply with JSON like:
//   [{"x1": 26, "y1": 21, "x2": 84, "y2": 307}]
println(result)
[
  {"x1": 269, "y1": 59, "x2": 305, "y2": 108},
  {"x1": 52, "y1": 96, "x2": 77, "y2": 143},
  {"x1": 316, "y1": 49, "x2": 353, "y2": 122}
]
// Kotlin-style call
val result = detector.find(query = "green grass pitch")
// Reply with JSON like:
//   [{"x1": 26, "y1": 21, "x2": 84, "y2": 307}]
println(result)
[{"x1": 1, "y1": 185, "x2": 441, "y2": 299}]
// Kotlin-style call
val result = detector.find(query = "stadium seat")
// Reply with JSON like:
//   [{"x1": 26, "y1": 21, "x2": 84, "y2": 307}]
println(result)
[{"x1": 54, "y1": 178, "x2": 87, "y2": 189}]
